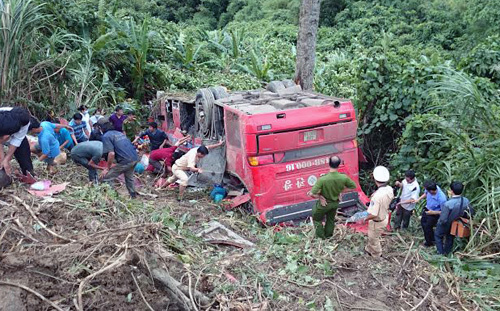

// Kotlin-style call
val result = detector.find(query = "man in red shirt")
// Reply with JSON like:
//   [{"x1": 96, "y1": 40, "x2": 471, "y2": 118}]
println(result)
[{"x1": 148, "y1": 136, "x2": 190, "y2": 175}]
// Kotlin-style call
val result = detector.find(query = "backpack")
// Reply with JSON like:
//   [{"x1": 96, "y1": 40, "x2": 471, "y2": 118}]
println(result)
[{"x1": 450, "y1": 197, "x2": 474, "y2": 238}]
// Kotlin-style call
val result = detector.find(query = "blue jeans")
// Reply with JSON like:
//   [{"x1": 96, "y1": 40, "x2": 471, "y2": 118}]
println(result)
[{"x1": 435, "y1": 223, "x2": 454, "y2": 255}]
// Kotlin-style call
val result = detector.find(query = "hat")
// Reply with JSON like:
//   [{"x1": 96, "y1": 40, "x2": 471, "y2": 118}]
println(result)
[{"x1": 373, "y1": 166, "x2": 390, "y2": 182}]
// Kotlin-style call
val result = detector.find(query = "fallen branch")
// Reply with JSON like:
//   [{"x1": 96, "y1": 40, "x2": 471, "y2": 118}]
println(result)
[
  {"x1": 10, "y1": 195, "x2": 75, "y2": 243},
  {"x1": 410, "y1": 284, "x2": 433, "y2": 311},
  {"x1": 277, "y1": 276, "x2": 324, "y2": 288},
  {"x1": 131, "y1": 272, "x2": 155, "y2": 311},
  {"x1": 76, "y1": 247, "x2": 130, "y2": 311},
  {"x1": 399, "y1": 240, "x2": 415, "y2": 276},
  {"x1": 145, "y1": 254, "x2": 211, "y2": 311},
  {"x1": 0, "y1": 281, "x2": 65, "y2": 311}
]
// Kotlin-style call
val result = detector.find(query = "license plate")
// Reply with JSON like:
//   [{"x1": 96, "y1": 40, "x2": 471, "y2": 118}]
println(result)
[{"x1": 303, "y1": 130, "x2": 317, "y2": 142}]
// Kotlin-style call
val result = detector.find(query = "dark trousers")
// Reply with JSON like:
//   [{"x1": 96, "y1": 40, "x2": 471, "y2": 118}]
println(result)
[
  {"x1": 312, "y1": 201, "x2": 338, "y2": 239},
  {"x1": 148, "y1": 158, "x2": 163, "y2": 173},
  {"x1": 394, "y1": 207, "x2": 412, "y2": 229},
  {"x1": 421, "y1": 211, "x2": 439, "y2": 246},
  {"x1": 71, "y1": 154, "x2": 97, "y2": 183},
  {"x1": 435, "y1": 223, "x2": 454, "y2": 255},
  {"x1": 13, "y1": 138, "x2": 34, "y2": 176},
  {"x1": 102, "y1": 161, "x2": 137, "y2": 196}
]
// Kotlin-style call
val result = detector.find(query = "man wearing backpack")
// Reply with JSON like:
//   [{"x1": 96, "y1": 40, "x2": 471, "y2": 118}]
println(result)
[{"x1": 435, "y1": 181, "x2": 471, "y2": 255}]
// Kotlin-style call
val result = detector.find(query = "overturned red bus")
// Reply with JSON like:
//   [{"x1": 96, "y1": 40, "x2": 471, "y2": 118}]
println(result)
[{"x1": 155, "y1": 81, "x2": 369, "y2": 224}]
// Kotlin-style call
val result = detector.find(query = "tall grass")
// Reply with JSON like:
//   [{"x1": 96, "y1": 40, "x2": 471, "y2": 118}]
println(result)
[
  {"x1": 0, "y1": 0, "x2": 44, "y2": 102},
  {"x1": 426, "y1": 68, "x2": 500, "y2": 258}
]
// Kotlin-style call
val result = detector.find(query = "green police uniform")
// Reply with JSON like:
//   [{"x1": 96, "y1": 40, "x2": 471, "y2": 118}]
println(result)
[{"x1": 310, "y1": 171, "x2": 356, "y2": 239}]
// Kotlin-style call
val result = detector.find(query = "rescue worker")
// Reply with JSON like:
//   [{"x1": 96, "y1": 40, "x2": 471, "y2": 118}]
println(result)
[
  {"x1": 435, "y1": 181, "x2": 471, "y2": 255},
  {"x1": 149, "y1": 136, "x2": 190, "y2": 175},
  {"x1": 393, "y1": 170, "x2": 420, "y2": 230},
  {"x1": 0, "y1": 107, "x2": 37, "y2": 177},
  {"x1": 308, "y1": 156, "x2": 356, "y2": 239},
  {"x1": 70, "y1": 140, "x2": 104, "y2": 183},
  {"x1": 365, "y1": 166, "x2": 394, "y2": 257},
  {"x1": 415, "y1": 180, "x2": 447, "y2": 247},
  {"x1": 163, "y1": 141, "x2": 224, "y2": 201},
  {"x1": 99, "y1": 121, "x2": 139, "y2": 198}
]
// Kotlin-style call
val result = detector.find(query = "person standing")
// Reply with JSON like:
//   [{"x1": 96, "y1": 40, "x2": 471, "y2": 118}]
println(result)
[
  {"x1": 308, "y1": 156, "x2": 356, "y2": 239},
  {"x1": 365, "y1": 166, "x2": 394, "y2": 257},
  {"x1": 89, "y1": 107, "x2": 104, "y2": 126},
  {"x1": 134, "y1": 122, "x2": 167, "y2": 151},
  {"x1": 0, "y1": 107, "x2": 34, "y2": 176},
  {"x1": 164, "y1": 141, "x2": 224, "y2": 201},
  {"x1": 415, "y1": 180, "x2": 447, "y2": 247},
  {"x1": 69, "y1": 113, "x2": 90, "y2": 143},
  {"x1": 71, "y1": 141, "x2": 104, "y2": 183},
  {"x1": 109, "y1": 106, "x2": 127, "y2": 132},
  {"x1": 77, "y1": 105, "x2": 92, "y2": 134},
  {"x1": 435, "y1": 181, "x2": 471, "y2": 255},
  {"x1": 99, "y1": 122, "x2": 139, "y2": 198},
  {"x1": 393, "y1": 170, "x2": 420, "y2": 230}
]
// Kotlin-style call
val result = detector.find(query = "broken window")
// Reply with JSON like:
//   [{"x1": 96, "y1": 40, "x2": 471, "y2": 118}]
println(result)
[{"x1": 225, "y1": 111, "x2": 241, "y2": 148}]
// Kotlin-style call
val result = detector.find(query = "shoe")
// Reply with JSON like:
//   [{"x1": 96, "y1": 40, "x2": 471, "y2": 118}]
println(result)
[
  {"x1": 422, "y1": 242, "x2": 434, "y2": 247},
  {"x1": 130, "y1": 193, "x2": 138, "y2": 199}
]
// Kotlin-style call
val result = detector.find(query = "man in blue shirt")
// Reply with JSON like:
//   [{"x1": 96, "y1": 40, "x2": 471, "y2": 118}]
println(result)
[
  {"x1": 435, "y1": 181, "x2": 471, "y2": 255},
  {"x1": 415, "y1": 180, "x2": 447, "y2": 247},
  {"x1": 69, "y1": 113, "x2": 89, "y2": 143},
  {"x1": 99, "y1": 121, "x2": 139, "y2": 198},
  {"x1": 133, "y1": 122, "x2": 167, "y2": 151},
  {"x1": 31, "y1": 121, "x2": 70, "y2": 174},
  {"x1": 55, "y1": 127, "x2": 75, "y2": 151}
]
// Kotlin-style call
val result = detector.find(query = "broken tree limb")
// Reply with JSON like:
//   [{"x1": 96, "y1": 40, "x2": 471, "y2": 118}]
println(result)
[
  {"x1": 76, "y1": 246, "x2": 130, "y2": 311},
  {"x1": 0, "y1": 281, "x2": 65, "y2": 311},
  {"x1": 131, "y1": 272, "x2": 155, "y2": 311},
  {"x1": 10, "y1": 195, "x2": 75, "y2": 243},
  {"x1": 410, "y1": 284, "x2": 433, "y2": 311},
  {"x1": 150, "y1": 266, "x2": 193, "y2": 310},
  {"x1": 145, "y1": 254, "x2": 211, "y2": 311}
]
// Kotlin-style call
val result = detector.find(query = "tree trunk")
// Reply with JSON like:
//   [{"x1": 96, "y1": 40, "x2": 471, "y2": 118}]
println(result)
[{"x1": 294, "y1": 0, "x2": 321, "y2": 91}]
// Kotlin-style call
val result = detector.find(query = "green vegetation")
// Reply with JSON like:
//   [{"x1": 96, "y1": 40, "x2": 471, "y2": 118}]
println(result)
[{"x1": 1, "y1": 0, "x2": 499, "y2": 306}]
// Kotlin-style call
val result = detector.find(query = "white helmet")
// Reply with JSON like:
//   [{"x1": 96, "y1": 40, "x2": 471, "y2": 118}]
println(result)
[{"x1": 373, "y1": 166, "x2": 390, "y2": 182}]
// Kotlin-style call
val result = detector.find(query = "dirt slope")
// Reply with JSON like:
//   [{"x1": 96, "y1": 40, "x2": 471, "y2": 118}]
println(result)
[{"x1": 0, "y1": 162, "x2": 473, "y2": 310}]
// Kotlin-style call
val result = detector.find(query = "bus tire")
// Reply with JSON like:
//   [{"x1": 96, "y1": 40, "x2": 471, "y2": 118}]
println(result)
[{"x1": 210, "y1": 86, "x2": 229, "y2": 100}]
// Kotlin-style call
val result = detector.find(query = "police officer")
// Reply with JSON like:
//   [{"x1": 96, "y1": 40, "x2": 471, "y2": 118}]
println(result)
[
  {"x1": 365, "y1": 166, "x2": 394, "y2": 257},
  {"x1": 308, "y1": 156, "x2": 357, "y2": 239}
]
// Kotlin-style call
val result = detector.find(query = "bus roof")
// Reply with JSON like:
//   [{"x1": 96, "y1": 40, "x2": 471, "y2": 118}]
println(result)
[{"x1": 215, "y1": 89, "x2": 350, "y2": 115}]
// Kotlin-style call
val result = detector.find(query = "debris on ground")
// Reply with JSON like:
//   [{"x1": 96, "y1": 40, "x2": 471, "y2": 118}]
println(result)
[
  {"x1": 197, "y1": 221, "x2": 254, "y2": 248},
  {"x1": 0, "y1": 162, "x2": 483, "y2": 310}
]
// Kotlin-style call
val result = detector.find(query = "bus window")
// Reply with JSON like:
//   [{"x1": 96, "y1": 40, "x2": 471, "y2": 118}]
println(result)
[{"x1": 226, "y1": 111, "x2": 241, "y2": 148}]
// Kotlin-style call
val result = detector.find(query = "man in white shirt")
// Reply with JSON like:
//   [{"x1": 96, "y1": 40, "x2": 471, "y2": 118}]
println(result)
[
  {"x1": 89, "y1": 107, "x2": 104, "y2": 126},
  {"x1": 164, "y1": 141, "x2": 224, "y2": 201},
  {"x1": 78, "y1": 105, "x2": 92, "y2": 134},
  {"x1": 394, "y1": 170, "x2": 421, "y2": 230},
  {"x1": 0, "y1": 107, "x2": 36, "y2": 176}
]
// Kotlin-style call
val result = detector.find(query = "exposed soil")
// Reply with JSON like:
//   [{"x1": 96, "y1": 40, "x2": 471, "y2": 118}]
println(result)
[{"x1": 0, "y1": 160, "x2": 473, "y2": 310}]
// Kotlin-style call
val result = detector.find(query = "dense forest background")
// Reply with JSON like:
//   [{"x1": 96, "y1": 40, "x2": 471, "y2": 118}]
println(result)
[{"x1": 1, "y1": 0, "x2": 499, "y2": 255}]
